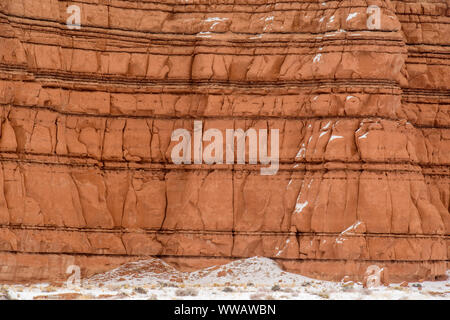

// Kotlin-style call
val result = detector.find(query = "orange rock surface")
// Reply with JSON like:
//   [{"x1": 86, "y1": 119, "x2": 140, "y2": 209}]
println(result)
[{"x1": 0, "y1": 0, "x2": 448, "y2": 283}]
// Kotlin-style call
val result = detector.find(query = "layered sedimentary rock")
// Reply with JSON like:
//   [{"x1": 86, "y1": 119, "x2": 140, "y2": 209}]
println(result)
[{"x1": 0, "y1": 0, "x2": 448, "y2": 282}]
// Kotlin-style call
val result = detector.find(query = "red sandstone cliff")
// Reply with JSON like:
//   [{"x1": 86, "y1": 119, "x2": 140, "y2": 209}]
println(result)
[{"x1": 0, "y1": 0, "x2": 448, "y2": 283}]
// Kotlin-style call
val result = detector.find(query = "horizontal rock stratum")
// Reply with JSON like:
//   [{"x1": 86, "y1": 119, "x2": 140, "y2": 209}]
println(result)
[{"x1": 0, "y1": 0, "x2": 448, "y2": 283}]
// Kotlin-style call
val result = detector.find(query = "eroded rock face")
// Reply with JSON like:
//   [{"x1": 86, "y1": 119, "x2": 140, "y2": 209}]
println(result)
[{"x1": 0, "y1": 0, "x2": 448, "y2": 283}]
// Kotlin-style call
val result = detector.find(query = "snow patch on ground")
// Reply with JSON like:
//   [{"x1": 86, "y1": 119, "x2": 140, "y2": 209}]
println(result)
[{"x1": 1, "y1": 257, "x2": 449, "y2": 300}]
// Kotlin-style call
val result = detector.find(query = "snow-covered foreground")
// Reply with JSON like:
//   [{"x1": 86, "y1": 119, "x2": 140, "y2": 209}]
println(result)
[{"x1": 1, "y1": 257, "x2": 449, "y2": 300}]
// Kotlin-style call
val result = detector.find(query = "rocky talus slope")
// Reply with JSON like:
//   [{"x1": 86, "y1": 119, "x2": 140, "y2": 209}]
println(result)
[{"x1": 0, "y1": 0, "x2": 448, "y2": 282}]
